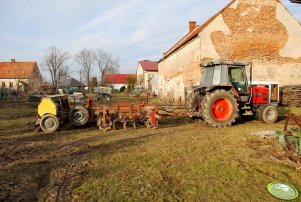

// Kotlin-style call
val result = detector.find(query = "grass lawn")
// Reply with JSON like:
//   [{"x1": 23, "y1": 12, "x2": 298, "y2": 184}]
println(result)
[{"x1": 0, "y1": 101, "x2": 301, "y2": 201}]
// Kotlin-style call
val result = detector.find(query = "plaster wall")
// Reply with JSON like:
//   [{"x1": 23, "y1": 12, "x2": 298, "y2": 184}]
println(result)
[
  {"x1": 158, "y1": 37, "x2": 202, "y2": 104},
  {"x1": 136, "y1": 64, "x2": 159, "y2": 94},
  {"x1": 159, "y1": 0, "x2": 301, "y2": 105}
]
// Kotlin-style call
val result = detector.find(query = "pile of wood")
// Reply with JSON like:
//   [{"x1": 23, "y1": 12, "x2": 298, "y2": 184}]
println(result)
[{"x1": 280, "y1": 85, "x2": 301, "y2": 107}]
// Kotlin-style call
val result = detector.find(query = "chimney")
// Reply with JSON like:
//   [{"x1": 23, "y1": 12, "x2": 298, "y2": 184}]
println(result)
[
  {"x1": 189, "y1": 21, "x2": 196, "y2": 32},
  {"x1": 11, "y1": 59, "x2": 15, "y2": 63}
]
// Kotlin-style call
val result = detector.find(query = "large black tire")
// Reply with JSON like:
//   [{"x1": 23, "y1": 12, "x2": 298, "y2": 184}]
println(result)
[
  {"x1": 201, "y1": 89, "x2": 238, "y2": 127},
  {"x1": 40, "y1": 114, "x2": 59, "y2": 133},
  {"x1": 260, "y1": 105, "x2": 278, "y2": 123},
  {"x1": 69, "y1": 106, "x2": 90, "y2": 127},
  {"x1": 186, "y1": 90, "x2": 200, "y2": 114}
]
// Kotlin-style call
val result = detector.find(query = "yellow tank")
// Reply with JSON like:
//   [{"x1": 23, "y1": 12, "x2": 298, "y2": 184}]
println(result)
[{"x1": 38, "y1": 97, "x2": 58, "y2": 116}]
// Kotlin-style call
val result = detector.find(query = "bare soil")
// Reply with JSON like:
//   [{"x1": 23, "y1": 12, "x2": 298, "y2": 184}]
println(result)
[{"x1": 0, "y1": 103, "x2": 301, "y2": 201}]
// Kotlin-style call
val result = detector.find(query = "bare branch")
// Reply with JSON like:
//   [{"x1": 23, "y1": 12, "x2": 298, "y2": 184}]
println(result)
[
  {"x1": 42, "y1": 46, "x2": 70, "y2": 93},
  {"x1": 94, "y1": 49, "x2": 119, "y2": 86},
  {"x1": 75, "y1": 49, "x2": 94, "y2": 93}
]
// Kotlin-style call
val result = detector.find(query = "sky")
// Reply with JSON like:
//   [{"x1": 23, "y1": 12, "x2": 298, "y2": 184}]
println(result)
[{"x1": 0, "y1": 0, "x2": 300, "y2": 81}]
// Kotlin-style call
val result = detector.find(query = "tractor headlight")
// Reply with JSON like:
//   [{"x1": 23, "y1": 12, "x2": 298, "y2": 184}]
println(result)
[{"x1": 238, "y1": 87, "x2": 242, "y2": 92}]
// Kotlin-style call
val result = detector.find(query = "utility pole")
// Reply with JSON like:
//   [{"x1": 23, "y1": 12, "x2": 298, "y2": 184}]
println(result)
[{"x1": 79, "y1": 70, "x2": 82, "y2": 83}]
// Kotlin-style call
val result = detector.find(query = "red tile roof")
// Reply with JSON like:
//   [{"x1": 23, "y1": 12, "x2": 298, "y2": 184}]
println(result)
[
  {"x1": 138, "y1": 60, "x2": 158, "y2": 71},
  {"x1": 105, "y1": 74, "x2": 136, "y2": 84},
  {"x1": 0, "y1": 61, "x2": 38, "y2": 79},
  {"x1": 161, "y1": 0, "x2": 236, "y2": 61}
]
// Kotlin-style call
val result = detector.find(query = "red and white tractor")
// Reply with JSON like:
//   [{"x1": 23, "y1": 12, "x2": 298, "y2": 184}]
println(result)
[{"x1": 186, "y1": 60, "x2": 280, "y2": 127}]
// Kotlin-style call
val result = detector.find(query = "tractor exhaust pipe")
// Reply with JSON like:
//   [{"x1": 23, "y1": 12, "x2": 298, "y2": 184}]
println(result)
[
  {"x1": 247, "y1": 62, "x2": 253, "y2": 105},
  {"x1": 249, "y1": 62, "x2": 253, "y2": 86}
]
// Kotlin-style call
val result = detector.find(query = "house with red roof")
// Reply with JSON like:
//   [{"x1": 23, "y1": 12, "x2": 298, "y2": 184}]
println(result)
[
  {"x1": 158, "y1": 0, "x2": 301, "y2": 105},
  {"x1": 136, "y1": 60, "x2": 158, "y2": 95},
  {"x1": 104, "y1": 74, "x2": 136, "y2": 91},
  {"x1": 0, "y1": 59, "x2": 43, "y2": 92}
]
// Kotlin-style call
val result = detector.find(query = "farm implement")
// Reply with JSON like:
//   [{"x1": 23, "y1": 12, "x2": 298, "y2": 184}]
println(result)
[
  {"x1": 33, "y1": 95, "x2": 190, "y2": 133},
  {"x1": 274, "y1": 111, "x2": 301, "y2": 155},
  {"x1": 33, "y1": 60, "x2": 284, "y2": 133}
]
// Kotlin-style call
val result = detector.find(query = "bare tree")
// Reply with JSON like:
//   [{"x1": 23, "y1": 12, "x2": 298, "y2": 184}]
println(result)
[
  {"x1": 94, "y1": 49, "x2": 119, "y2": 86},
  {"x1": 58, "y1": 66, "x2": 70, "y2": 85},
  {"x1": 126, "y1": 75, "x2": 137, "y2": 92},
  {"x1": 42, "y1": 46, "x2": 70, "y2": 93},
  {"x1": 75, "y1": 49, "x2": 94, "y2": 93}
]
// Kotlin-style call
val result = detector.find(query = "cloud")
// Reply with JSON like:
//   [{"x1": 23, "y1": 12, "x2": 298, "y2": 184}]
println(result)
[{"x1": 0, "y1": 0, "x2": 300, "y2": 77}]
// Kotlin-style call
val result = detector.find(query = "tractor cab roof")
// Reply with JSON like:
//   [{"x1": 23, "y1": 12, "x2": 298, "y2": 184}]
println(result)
[{"x1": 200, "y1": 60, "x2": 249, "y2": 67}]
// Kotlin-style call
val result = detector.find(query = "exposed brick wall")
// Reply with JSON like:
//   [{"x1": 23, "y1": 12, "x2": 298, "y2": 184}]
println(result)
[
  {"x1": 159, "y1": 0, "x2": 301, "y2": 104},
  {"x1": 211, "y1": 0, "x2": 301, "y2": 64}
]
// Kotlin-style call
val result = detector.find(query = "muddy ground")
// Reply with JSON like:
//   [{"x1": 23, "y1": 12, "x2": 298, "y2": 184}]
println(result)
[{"x1": 0, "y1": 103, "x2": 301, "y2": 201}]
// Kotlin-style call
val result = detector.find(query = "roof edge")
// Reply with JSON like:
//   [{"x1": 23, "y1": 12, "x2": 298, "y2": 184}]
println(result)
[{"x1": 160, "y1": 0, "x2": 237, "y2": 62}]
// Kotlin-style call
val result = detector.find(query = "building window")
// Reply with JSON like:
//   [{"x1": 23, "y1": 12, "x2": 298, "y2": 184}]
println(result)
[
  {"x1": 148, "y1": 74, "x2": 154, "y2": 79},
  {"x1": 2, "y1": 82, "x2": 5, "y2": 88},
  {"x1": 9, "y1": 82, "x2": 13, "y2": 88}
]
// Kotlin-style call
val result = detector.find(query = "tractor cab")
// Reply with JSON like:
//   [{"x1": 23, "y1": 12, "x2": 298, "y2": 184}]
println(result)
[{"x1": 200, "y1": 60, "x2": 250, "y2": 102}]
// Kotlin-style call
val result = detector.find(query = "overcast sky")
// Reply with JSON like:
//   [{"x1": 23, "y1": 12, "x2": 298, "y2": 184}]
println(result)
[{"x1": 0, "y1": 0, "x2": 300, "y2": 80}]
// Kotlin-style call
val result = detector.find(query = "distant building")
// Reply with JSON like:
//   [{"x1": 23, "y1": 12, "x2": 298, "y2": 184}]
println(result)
[
  {"x1": 59, "y1": 77, "x2": 85, "y2": 93},
  {"x1": 104, "y1": 74, "x2": 136, "y2": 91},
  {"x1": 136, "y1": 60, "x2": 158, "y2": 95},
  {"x1": 0, "y1": 59, "x2": 43, "y2": 92}
]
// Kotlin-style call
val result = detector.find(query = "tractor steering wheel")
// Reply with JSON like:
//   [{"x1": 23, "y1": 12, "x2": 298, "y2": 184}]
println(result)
[{"x1": 233, "y1": 82, "x2": 244, "y2": 91}]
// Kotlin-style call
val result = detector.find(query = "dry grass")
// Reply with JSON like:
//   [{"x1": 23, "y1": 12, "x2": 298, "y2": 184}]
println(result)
[
  {"x1": 71, "y1": 121, "x2": 301, "y2": 201},
  {"x1": 0, "y1": 103, "x2": 301, "y2": 201}
]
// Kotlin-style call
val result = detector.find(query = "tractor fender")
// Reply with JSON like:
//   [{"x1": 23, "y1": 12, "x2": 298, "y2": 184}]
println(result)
[{"x1": 206, "y1": 85, "x2": 240, "y2": 101}]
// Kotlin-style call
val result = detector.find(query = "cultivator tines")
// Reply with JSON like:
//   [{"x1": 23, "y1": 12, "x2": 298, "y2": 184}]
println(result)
[
  {"x1": 274, "y1": 111, "x2": 301, "y2": 156},
  {"x1": 93, "y1": 102, "x2": 161, "y2": 131}
]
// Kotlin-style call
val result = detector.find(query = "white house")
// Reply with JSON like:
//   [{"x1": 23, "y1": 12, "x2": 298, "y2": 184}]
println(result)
[
  {"x1": 0, "y1": 59, "x2": 43, "y2": 92},
  {"x1": 104, "y1": 74, "x2": 136, "y2": 91},
  {"x1": 136, "y1": 60, "x2": 158, "y2": 95}
]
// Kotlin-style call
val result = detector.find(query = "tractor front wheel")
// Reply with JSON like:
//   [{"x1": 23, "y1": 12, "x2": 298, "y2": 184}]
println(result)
[
  {"x1": 260, "y1": 105, "x2": 278, "y2": 123},
  {"x1": 201, "y1": 89, "x2": 238, "y2": 127},
  {"x1": 40, "y1": 114, "x2": 59, "y2": 133}
]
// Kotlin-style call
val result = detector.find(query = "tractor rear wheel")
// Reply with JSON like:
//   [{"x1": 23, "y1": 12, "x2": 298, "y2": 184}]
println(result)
[
  {"x1": 69, "y1": 106, "x2": 90, "y2": 126},
  {"x1": 186, "y1": 90, "x2": 200, "y2": 114},
  {"x1": 40, "y1": 114, "x2": 59, "y2": 133},
  {"x1": 201, "y1": 89, "x2": 238, "y2": 127},
  {"x1": 260, "y1": 105, "x2": 278, "y2": 123}
]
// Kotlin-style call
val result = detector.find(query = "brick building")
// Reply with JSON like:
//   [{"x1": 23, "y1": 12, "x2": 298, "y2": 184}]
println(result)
[{"x1": 158, "y1": 0, "x2": 301, "y2": 105}]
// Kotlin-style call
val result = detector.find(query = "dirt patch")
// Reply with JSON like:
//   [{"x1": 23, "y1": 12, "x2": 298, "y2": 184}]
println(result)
[{"x1": 1, "y1": 103, "x2": 301, "y2": 201}]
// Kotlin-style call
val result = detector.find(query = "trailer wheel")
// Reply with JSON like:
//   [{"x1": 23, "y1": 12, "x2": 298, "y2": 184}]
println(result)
[
  {"x1": 69, "y1": 106, "x2": 90, "y2": 126},
  {"x1": 201, "y1": 89, "x2": 238, "y2": 127},
  {"x1": 260, "y1": 105, "x2": 278, "y2": 123},
  {"x1": 40, "y1": 114, "x2": 59, "y2": 133}
]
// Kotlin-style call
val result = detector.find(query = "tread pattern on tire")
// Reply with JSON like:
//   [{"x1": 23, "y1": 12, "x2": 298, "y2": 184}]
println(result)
[
  {"x1": 69, "y1": 105, "x2": 89, "y2": 127},
  {"x1": 186, "y1": 90, "x2": 201, "y2": 114},
  {"x1": 260, "y1": 104, "x2": 278, "y2": 123},
  {"x1": 200, "y1": 89, "x2": 238, "y2": 127},
  {"x1": 40, "y1": 114, "x2": 59, "y2": 133}
]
